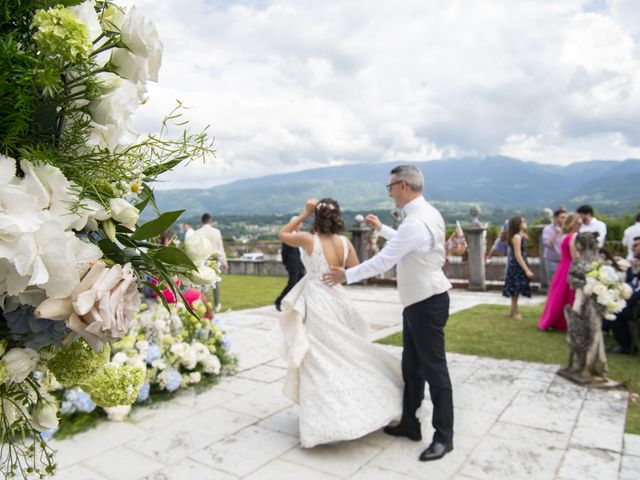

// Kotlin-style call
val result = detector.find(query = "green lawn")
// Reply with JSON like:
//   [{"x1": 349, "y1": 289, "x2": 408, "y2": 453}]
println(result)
[
  {"x1": 378, "y1": 304, "x2": 640, "y2": 434},
  {"x1": 218, "y1": 274, "x2": 287, "y2": 311}
]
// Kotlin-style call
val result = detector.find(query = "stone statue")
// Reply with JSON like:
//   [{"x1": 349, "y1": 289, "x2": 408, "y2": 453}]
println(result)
[
  {"x1": 541, "y1": 208, "x2": 553, "y2": 225},
  {"x1": 559, "y1": 232, "x2": 609, "y2": 384},
  {"x1": 469, "y1": 204, "x2": 481, "y2": 225}
]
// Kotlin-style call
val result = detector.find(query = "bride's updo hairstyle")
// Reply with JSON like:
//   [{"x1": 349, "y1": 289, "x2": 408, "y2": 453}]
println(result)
[{"x1": 312, "y1": 198, "x2": 345, "y2": 235}]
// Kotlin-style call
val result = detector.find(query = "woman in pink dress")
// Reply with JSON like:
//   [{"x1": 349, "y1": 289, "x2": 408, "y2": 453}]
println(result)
[{"x1": 537, "y1": 214, "x2": 582, "y2": 331}]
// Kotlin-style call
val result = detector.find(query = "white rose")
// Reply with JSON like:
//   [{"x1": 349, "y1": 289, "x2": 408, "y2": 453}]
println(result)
[
  {"x1": 109, "y1": 198, "x2": 139, "y2": 229},
  {"x1": 621, "y1": 283, "x2": 633, "y2": 300},
  {"x1": 187, "y1": 266, "x2": 218, "y2": 286},
  {"x1": 170, "y1": 343, "x2": 189, "y2": 357},
  {"x1": 203, "y1": 354, "x2": 221, "y2": 375},
  {"x1": 592, "y1": 284, "x2": 607, "y2": 297},
  {"x1": 111, "y1": 6, "x2": 163, "y2": 82},
  {"x1": 184, "y1": 233, "x2": 214, "y2": 264},
  {"x1": 189, "y1": 372, "x2": 201, "y2": 383},
  {"x1": 31, "y1": 401, "x2": 59, "y2": 432},
  {"x1": 135, "y1": 340, "x2": 149, "y2": 352},
  {"x1": 89, "y1": 79, "x2": 138, "y2": 127},
  {"x1": 3, "y1": 348, "x2": 39, "y2": 383}
]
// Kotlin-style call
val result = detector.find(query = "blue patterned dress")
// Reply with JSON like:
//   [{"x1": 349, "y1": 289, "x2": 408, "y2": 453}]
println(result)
[{"x1": 502, "y1": 237, "x2": 532, "y2": 298}]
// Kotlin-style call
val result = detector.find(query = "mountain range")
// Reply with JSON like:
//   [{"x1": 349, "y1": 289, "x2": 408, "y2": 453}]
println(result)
[{"x1": 152, "y1": 156, "x2": 640, "y2": 217}]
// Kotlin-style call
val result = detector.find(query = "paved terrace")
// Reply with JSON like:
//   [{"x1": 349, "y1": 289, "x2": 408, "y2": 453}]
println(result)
[{"x1": 51, "y1": 287, "x2": 638, "y2": 480}]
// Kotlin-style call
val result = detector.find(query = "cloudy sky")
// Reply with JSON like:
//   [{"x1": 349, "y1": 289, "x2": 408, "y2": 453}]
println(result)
[{"x1": 120, "y1": 0, "x2": 640, "y2": 189}]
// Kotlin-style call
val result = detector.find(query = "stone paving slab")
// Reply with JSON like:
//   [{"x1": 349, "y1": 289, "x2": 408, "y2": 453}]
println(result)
[{"x1": 51, "y1": 286, "x2": 636, "y2": 480}]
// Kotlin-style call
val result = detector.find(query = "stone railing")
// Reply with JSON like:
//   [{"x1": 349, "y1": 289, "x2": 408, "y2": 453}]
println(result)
[{"x1": 228, "y1": 207, "x2": 551, "y2": 293}]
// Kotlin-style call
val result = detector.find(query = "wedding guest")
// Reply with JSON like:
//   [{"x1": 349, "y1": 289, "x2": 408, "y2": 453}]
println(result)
[
  {"x1": 275, "y1": 217, "x2": 306, "y2": 312},
  {"x1": 196, "y1": 213, "x2": 228, "y2": 312},
  {"x1": 445, "y1": 221, "x2": 466, "y2": 257},
  {"x1": 502, "y1": 216, "x2": 534, "y2": 319},
  {"x1": 622, "y1": 212, "x2": 640, "y2": 261},
  {"x1": 577, "y1": 204, "x2": 607, "y2": 248},
  {"x1": 486, "y1": 220, "x2": 509, "y2": 260},
  {"x1": 537, "y1": 214, "x2": 582, "y2": 331},
  {"x1": 182, "y1": 222, "x2": 195, "y2": 241},
  {"x1": 607, "y1": 236, "x2": 640, "y2": 354},
  {"x1": 542, "y1": 208, "x2": 567, "y2": 283}
]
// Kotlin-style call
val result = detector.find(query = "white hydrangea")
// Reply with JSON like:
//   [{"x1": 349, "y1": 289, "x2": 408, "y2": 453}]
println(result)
[{"x1": 0, "y1": 156, "x2": 103, "y2": 307}]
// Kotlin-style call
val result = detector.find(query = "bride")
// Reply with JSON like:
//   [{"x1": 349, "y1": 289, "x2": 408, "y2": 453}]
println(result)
[{"x1": 278, "y1": 198, "x2": 403, "y2": 448}]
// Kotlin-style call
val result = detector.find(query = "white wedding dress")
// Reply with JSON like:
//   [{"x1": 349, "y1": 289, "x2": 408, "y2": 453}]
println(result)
[{"x1": 279, "y1": 234, "x2": 403, "y2": 448}]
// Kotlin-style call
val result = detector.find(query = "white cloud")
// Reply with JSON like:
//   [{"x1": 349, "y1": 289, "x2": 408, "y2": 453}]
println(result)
[{"x1": 119, "y1": 0, "x2": 640, "y2": 189}]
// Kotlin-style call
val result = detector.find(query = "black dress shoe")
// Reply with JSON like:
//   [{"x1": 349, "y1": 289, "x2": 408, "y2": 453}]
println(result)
[
  {"x1": 419, "y1": 441, "x2": 453, "y2": 462},
  {"x1": 383, "y1": 424, "x2": 422, "y2": 441},
  {"x1": 275, "y1": 302, "x2": 282, "y2": 312}
]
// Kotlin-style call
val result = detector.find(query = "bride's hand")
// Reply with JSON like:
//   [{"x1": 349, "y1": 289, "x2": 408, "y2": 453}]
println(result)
[{"x1": 304, "y1": 198, "x2": 318, "y2": 216}]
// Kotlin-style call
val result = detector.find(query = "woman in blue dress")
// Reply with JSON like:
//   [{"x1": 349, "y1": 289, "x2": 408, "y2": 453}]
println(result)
[{"x1": 502, "y1": 216, "x2": 534, "y2": 319}]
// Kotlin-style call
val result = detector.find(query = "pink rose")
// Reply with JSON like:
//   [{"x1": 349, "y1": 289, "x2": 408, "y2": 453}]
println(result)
[{"x1": 35, "y1": 261, "x2": 140, "y2": 351}]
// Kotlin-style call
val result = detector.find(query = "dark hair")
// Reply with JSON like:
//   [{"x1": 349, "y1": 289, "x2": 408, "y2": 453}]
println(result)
[
  {"x1": 634, "y1": 236, "x2": 640, "y2": 242},
  {"x1": 201, "y1": 213, "x2": 212, "y2": 224},
  {"x1": 576, "y1": 205, "x2": 594, "y2": 215},
  {"x1": 312, "y1": 198, "x2": 345, "y2": 235},
  {"x1": 158, "y1": 230, "x2": 173, "y2": 246},
  {"x1": 636, "y1": 211, "x2": 640, "y2": 222},
  {"x1": 507, "y1": 216, "x2": 524, "y2": 245},
  {"x1": 553, "y1": 208, "x2": 567, "y2": 217}
]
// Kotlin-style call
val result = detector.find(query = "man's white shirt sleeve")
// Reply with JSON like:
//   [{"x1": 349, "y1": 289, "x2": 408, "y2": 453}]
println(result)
[{"x1": 345, "y1": 219, "x2": 434, "y2": 284}]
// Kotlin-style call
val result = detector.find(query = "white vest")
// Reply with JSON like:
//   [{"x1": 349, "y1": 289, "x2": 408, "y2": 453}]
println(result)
[{"x1": 396, "y1": 200, "x2": 452, "y2": 307}]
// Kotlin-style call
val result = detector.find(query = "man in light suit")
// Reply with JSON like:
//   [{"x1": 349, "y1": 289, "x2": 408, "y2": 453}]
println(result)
[
  {"x1": 196, "y1": 213, "x2": 228, "y2": 312},
  {"x1": 324, "y1": 165, "x2": 454, "y2": 462}
]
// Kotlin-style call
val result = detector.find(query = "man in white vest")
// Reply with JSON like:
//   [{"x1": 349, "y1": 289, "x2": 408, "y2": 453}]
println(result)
[{"x1": 323, "y1": 165, "x2": 454, "y2": 462}]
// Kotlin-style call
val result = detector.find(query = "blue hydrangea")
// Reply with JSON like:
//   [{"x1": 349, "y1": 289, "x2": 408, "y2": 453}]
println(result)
[
  {"x1": 136, "y1": 382, "x2": 150, "y2": 403},
  {"x1": 60, "y1": 388, "x2": 96, "y2": 414},
  {"x1": 4, "y1": 305, "x2": 69, "y2": 350},
  {"x1": 164, "y1": 369, "x2": 182, "y2": 392},
  {"x1": 146, "y1": 344, "x2": 161, "y2": 364},
  {"x1": 222, "y1": 336, "x2": 231, "y2": 349}
]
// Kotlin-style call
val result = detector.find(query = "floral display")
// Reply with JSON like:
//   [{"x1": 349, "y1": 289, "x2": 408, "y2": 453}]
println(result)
[
  {"x1": 49, "y1": 299, "x2": 233, "y2": 430},
  {"x1": 583, "y1": 260, "x2": 633, "y2": 320},
  {"x1": 0, "y1": 1, "x2": 215, "y2": 477}
]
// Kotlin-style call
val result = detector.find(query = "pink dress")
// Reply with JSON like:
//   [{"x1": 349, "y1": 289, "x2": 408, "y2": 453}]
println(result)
[{"x1": 537, "y1": 233, "x2": 576, "y2": 331}]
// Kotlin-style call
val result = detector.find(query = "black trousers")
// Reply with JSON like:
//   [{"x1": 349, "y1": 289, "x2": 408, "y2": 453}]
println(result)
[
  {"x1": 612, "y1": 305, "x2": 638, "y2": 353},
  {"x1": 400, "y1": 291, "x2": 454, "y2": 445},
  {"x1": 275, "y1": 265, "x2": 305, "y2": 307}
]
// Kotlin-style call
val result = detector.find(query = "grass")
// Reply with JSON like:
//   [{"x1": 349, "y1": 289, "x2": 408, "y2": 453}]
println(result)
[
  {"x1": 378, "y1": 304, "x2": 640, "y2": 434},
  {"x1": 218, "y1": 274, "x2": 287, "y2": 311}
]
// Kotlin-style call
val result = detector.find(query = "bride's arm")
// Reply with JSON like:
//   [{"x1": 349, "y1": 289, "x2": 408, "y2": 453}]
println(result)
[{"x1": 279, "y1": 199, "x2": 316, "y2": 252}]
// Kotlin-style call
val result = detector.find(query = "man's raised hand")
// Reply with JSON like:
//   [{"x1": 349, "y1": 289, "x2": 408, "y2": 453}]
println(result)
[{"x1": 365, "y1": 214, "x2": 382, "y2": 231}]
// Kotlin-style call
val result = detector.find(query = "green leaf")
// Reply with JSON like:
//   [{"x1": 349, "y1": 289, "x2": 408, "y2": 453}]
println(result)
[
  {"x1": 152, "y1": 247, "x2": 196, "y2": 270},
  {"x1": 131, "y1": 210, "x2": 184, "y2": 241},
  {"x1": 143, "y1": 158, "x2": 183, "y2": 178},
  {"x1": 142, "y1": 281, "x2": 170, "y2": 310}
]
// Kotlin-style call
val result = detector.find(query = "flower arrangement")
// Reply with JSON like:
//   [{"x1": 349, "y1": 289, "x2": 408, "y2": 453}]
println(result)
[
  {"x1": 50, "y1": 299, "x2": 233, "y2": 428},
  {"x1": 0, "y1": 1, "x2": 216, "y2": 477},
  {"x1": 583, "y1": 260, "x2": 633, "y2": 320}
]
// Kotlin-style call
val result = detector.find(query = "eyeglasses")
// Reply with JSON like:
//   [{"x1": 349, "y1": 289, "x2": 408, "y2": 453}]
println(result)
[{"x1": 386, "y1": 181, "x2": 403, "y2": 192}]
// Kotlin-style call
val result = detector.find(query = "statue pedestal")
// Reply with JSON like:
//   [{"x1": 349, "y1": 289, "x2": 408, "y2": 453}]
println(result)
[
  {"x1": 463, "y1": 224, "x2": 487, "y2": 291},
  {"x1": 349, "y1": 223, "x2": 370, "y2": 285}
]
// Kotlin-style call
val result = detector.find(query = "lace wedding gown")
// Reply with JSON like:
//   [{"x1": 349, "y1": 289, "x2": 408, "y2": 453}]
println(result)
[{"x1": 279, "y1": 234, "x2": 403, "y2": 448}]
